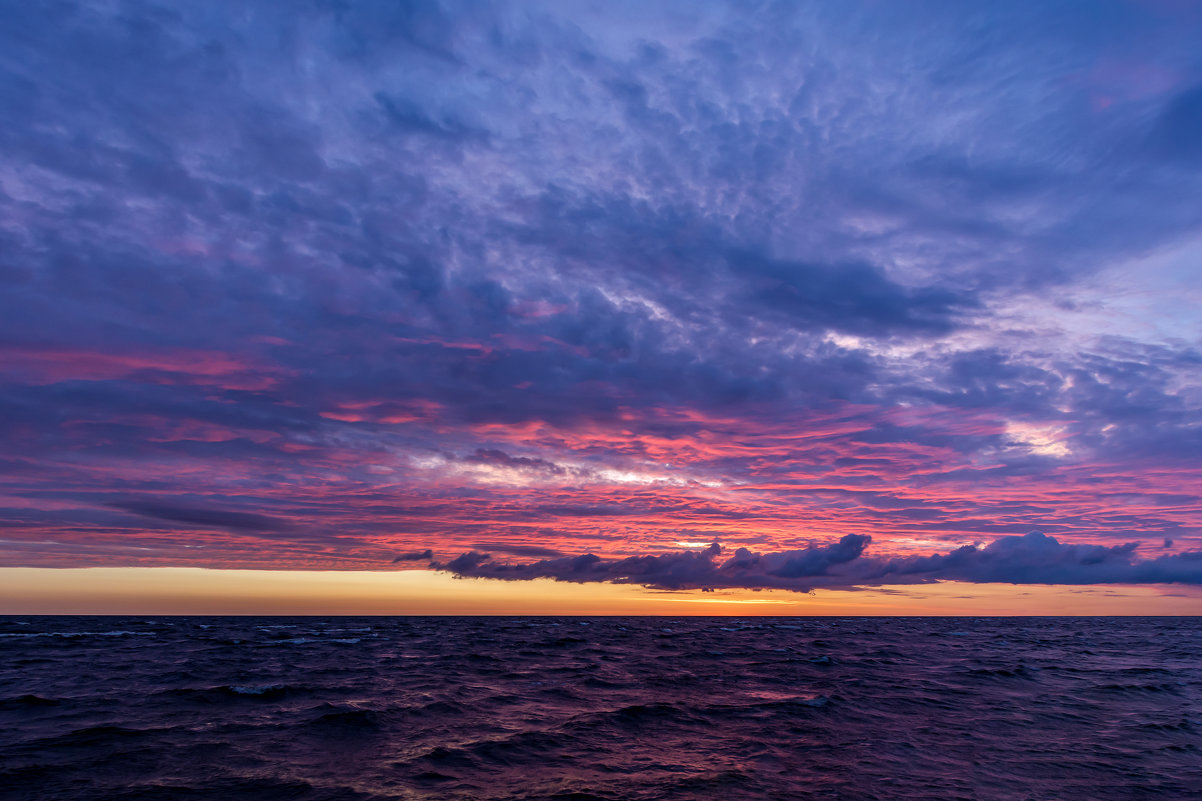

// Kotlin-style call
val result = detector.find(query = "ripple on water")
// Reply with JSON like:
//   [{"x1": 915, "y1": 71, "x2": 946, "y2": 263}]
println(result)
[{"x1": 1, "y1": 616, "x2": 1200, "y2": 801}]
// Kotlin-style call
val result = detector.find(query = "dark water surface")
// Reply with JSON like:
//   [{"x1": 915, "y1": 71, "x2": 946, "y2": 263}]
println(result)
[{"x1": 2, "y1": 616, "x2": 1200, "y2": 800}]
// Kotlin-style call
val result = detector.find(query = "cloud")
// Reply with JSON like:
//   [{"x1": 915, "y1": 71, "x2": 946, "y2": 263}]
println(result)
[
  {"x1": 1152, "y1": 81, "x2": 1202, "y2": 162},
  {"x1": 434, "y1": 536, "x2": 871, "y2": 590},
  {"x1": 870, "y1": 531, "x2": 1143, "y2": 585},
  {"x1": 468, "y1": 542, "x2": 565, "y2": 558},
  {"x1": 392, "y1": 549, "x2": 434, "y2": 562},
  {"x1": 110, "y1": 499, "x2": 291, "y2": 533},
  {"x1": 436, "y1": 532, "x2": 1202, "y2": 591},
  {"x1": 374, "y1": 93, "x2": 488, "y2": 144},
  {"x1": 1, "y1": 1, "x2": 1202, "y2": 573},
  {"x1": 463, "y1": 449, "x2": 567, "y2": 476}
]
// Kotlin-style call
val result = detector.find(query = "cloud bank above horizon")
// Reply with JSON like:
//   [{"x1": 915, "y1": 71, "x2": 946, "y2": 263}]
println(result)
[
  {"x1": 2, "y1": 1, "x2": 1202, "y2": 590},
  {"x1": 433, "y1": 532, "x2": 1202, "y2": 592}
]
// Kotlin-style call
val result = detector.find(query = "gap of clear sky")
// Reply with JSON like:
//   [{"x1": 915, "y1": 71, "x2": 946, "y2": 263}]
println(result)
[{"x1": 2, "y1": 1, "x2": 1202, "y2": 614}]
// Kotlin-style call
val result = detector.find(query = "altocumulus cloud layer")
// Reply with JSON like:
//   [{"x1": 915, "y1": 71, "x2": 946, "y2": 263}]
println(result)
[{"x1": 2, "y1": 1, "x2": 1202, "y2": 586}]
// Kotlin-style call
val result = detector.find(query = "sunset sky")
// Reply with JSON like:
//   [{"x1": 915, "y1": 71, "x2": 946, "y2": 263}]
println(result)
[{"x1": 3, "y1": 1, "x2": 1202, "y2": 613}]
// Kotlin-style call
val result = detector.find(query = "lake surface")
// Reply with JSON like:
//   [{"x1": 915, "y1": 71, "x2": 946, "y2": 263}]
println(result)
[{"x1": 2, "y1": 616, "x2": 1200, "y2": 800}]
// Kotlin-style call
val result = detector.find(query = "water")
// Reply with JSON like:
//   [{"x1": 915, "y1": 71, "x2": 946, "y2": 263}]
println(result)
[{"x1": 1, "y1": 616, "x2": 1200, "y2": 800}]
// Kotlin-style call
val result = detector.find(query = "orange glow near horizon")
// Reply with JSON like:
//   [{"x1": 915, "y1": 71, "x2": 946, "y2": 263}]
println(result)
[{"x1": 2, "y1": 568, "x2": 1201, "y2": 616}]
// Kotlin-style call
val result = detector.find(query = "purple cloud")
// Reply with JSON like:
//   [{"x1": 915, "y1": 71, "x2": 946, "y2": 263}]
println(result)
[
  {"x1": 1, "y1": 1, "x2": 1201, "y2": 576},
  {"x1": 436, "y1": 532, "x2": 1202, "y2": 591}
]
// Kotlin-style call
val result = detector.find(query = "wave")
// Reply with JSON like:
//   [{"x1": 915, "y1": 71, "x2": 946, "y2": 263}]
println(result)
[
  {"x1": 306, "y1": 707, "x2": 385, "y2": 733},
  {"x1": 0, "y1": 630, "x2": 155, "y2": 639},
  {"x1": 155, "y1": 683, "x2": 314, "y2": 703},
  {"x1": 0, "y1": 694, "x2": 61, "y2": 710},
  {"x1": 3, "y1": 616, "x2": 1201, "y2": 801},
  {"x1": 968, "y1": 665, "x2": 1038, "y2": 678}
]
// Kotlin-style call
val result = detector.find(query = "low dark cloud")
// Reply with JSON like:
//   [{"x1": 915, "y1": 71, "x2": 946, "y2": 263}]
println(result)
[
  {"x1": 434, "y1": 536, "x2": 870, "y2": 590},
  {"x1": 392, "y1": 549, "x2": 434, "y2": 562},
  {"x1": 437, "y1": 532, "x2": 1202, "y2": 592}
]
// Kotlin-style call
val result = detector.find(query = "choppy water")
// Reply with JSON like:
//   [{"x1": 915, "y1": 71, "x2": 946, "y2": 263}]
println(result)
[{"x1": 1, "y1": 616, "x2": 1200, "y2": 800}]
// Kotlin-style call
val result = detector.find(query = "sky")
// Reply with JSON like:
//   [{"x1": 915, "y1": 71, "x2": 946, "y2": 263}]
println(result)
[{"x1": 3, "y1": 0, "x2": 1202, "y2": 614}]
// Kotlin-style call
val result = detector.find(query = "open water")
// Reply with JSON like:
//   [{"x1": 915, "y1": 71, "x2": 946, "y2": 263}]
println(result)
[{"x1": 1, "y1": 616, "x2": 1200, "y2": 800}]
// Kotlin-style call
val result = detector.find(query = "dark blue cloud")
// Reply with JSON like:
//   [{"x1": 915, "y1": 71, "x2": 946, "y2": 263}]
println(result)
[
  {"x1": 438, "y1": 532, "x2": 1202, "y2": 591},
  {"x1": 1153, "y1": 81, "x2": 1202, "y2": 162}
]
